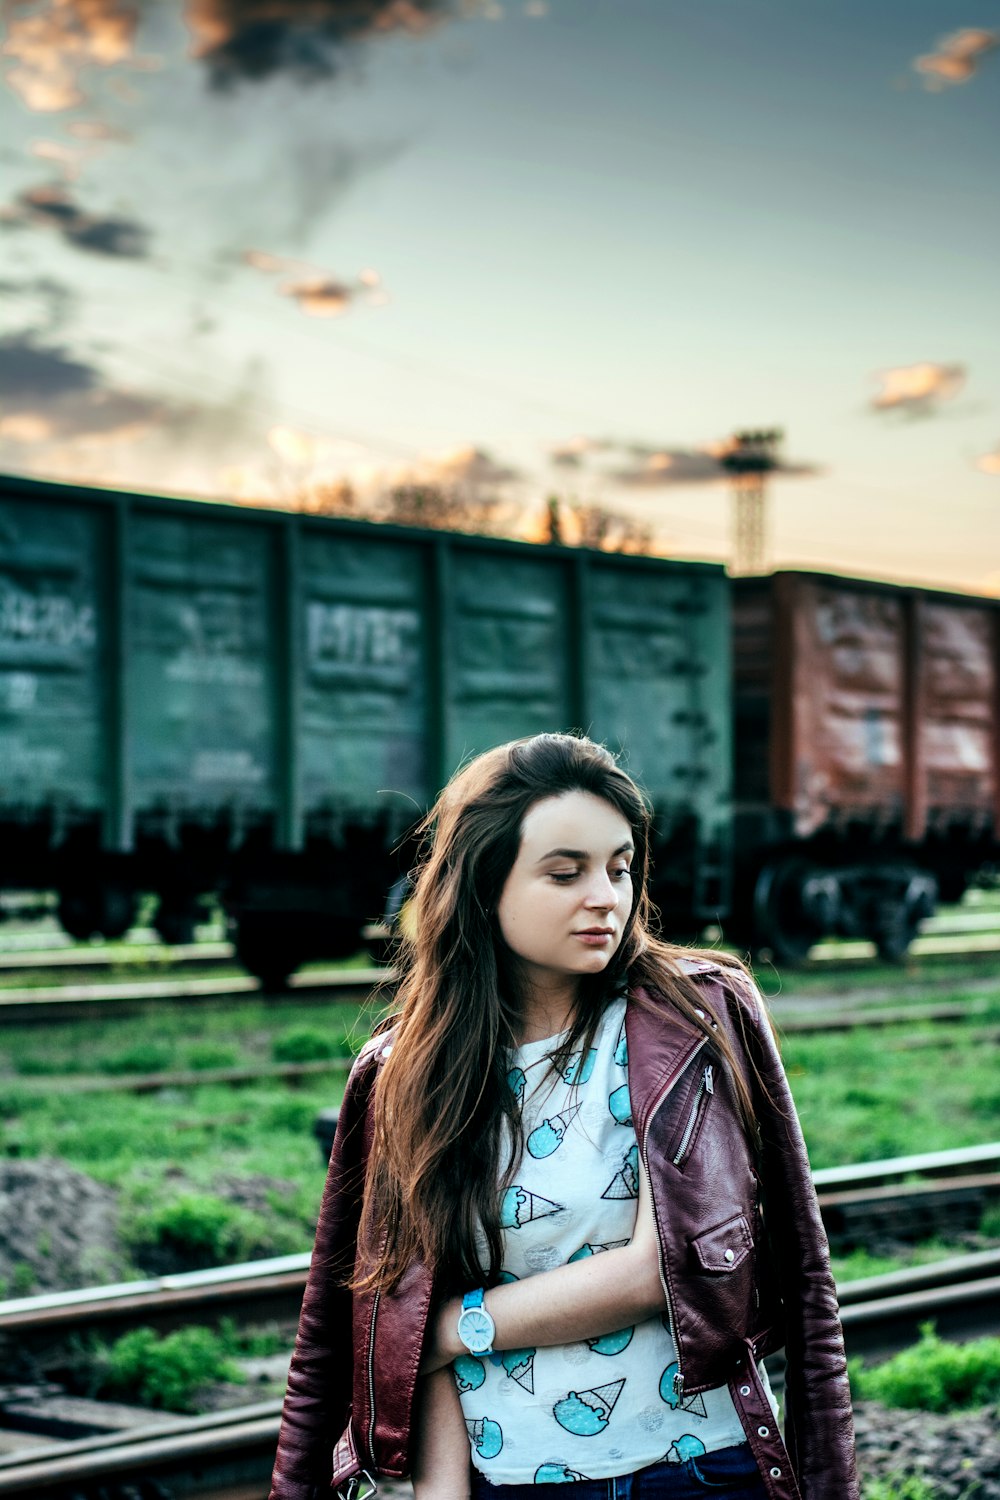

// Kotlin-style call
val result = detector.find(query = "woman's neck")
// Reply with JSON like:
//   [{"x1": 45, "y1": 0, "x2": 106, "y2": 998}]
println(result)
[{"x1": 514, "y1": 973, "x2": 581, "y2": 1045}]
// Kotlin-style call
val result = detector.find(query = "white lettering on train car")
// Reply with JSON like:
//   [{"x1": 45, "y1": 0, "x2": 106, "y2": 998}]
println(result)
[
  {"x1": 191, "y1": 750, "x2": 266, "y2": 783},
  {"x1": 0, "y1": 581, "x2": 96, "y2": 650},
  {"x1": 306, "y1": 603, "x2": 419, "y2": 669}
]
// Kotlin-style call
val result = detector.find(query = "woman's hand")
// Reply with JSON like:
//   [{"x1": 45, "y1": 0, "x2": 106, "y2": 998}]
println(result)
[
  {"x1": 422, "y1": 1161, "x2": 665, "y2": 1373},
  {"x1": 411, "y1": 1366, "x2": 472, "y2": 1500}
]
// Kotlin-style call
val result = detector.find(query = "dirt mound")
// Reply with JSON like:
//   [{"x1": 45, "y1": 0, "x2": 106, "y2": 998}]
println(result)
[
  {"x1": 856, "y1": 1399, "x2": 1000, "y2": 1498},
  {"x1": 0, "y1": 1159, "x2": 126, "y2": 1296}
]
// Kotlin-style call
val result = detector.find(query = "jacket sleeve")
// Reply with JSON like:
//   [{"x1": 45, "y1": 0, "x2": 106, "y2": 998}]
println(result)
[
  {"x1": 725, "y1": 972, "x2": 859, "y2": 1500},
  {"x1": 269, "y1": 1040, "x2": 382, "y2": 1500}
]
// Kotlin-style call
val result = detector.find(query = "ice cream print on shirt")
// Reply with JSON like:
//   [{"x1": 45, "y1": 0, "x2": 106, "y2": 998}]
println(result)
[
  {"x1": 501, "y1": 1186, "x2": 565, "y2": 1228},
  {"x1": 553, "y1": 1379, "x2": 625, "y2": 1436},
  {"x1": 535, "y1": 1463, "x2": 592, "y2": 1483},
  {"x1": 601, "y1": 1142, "x2": 639, "y2": 1200},
  {"x1": 501, "y1": 1348, "x2": 536, "y2": 1392},
  {"x1": 527, "y1": 1101, "x2": 583, "y2": 1159},
  {"x1": 454, "y1": 997, "x2": 777, "y2": 1484},
  {"x1": 466, "y1": 1418, "x2": 503, "y2": 1459}
]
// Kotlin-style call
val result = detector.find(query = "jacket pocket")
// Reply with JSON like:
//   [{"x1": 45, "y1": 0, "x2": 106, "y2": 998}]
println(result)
[
  {"x1": 690, "y1": 1212, "x2": 752, "y2": 1273},
  {"x1": 670, "y1": 1062, "x2": 715, "y2": 1168}
]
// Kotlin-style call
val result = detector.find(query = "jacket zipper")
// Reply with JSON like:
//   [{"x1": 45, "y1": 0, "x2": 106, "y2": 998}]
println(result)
[
  {"x1": 641, "y1": 1036, "x2": 707, "y2": 1406},
  {"x1": 365, "y1": 1288, "x2": 381, "y2": 1468},
  {"x1": 672, "y1": 1063, "x2": 714, "y2": 1167}
]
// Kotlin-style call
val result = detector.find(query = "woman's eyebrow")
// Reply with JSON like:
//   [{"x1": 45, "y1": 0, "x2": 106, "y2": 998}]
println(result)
[{"x1": 536, "y1": 842, "x2": 634, "y2": 864}]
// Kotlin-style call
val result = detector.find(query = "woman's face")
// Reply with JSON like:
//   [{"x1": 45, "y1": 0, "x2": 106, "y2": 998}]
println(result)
[{"x1": 496, "y1": 790, "x2": 635, "y2": 994}]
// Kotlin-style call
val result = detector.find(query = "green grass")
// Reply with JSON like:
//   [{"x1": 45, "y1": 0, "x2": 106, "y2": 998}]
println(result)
[
  {"x1": 2, "y1": 974, "x2": 1000, "y2": 1289},
  {"x1": 80, "y1": 1313, "x2": 289, "y2": 1412},
  {"x1": 0, "y1": 996, "x2": 377, "y2": 1077},
  {"x1": 830, "y1": 1240, "x2": 980, "y2": 1285},
  {"x1": 85, "y1": 1324, "x2": 245, "y2": 1412},
  {"x1": 775, "y1": 996, "x2": 1000, "y2": 1169},
  {"x1": 850, "y1": 1323, "x2": 1000, "y2": 1412},
  {"x1": 862, "y1": 1479, "x2": 938, "y2": 1500}
]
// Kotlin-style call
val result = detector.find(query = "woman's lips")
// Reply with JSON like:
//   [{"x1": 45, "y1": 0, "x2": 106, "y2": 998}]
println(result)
[{"x1": 574, "y1": 930, "x2": 614, "y2": 945}]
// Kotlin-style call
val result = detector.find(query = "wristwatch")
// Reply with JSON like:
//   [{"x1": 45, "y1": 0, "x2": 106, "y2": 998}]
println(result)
[{"x1": 456, "y1": 1288, "x2": 497, "y2": 1358}]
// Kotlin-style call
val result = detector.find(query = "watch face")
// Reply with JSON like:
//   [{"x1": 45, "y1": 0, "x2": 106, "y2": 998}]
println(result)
[{"x1": 458, "y1": 1307, "x2": 495, "y2": 1354}]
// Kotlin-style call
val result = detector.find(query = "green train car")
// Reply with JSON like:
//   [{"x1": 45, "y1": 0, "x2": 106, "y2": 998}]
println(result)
[{"x1": 0, "y1": 474, "x2": 732, "y2": 983}]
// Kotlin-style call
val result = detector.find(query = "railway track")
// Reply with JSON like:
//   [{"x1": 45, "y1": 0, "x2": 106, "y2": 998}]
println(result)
[
  {"x1": 2, "y1": 1248, "x2": 998, "y2": 1500},
  {"x1": 2, "y1": 902, "x2": 999, "y2": 1006},
  {"x1": 0, "y1": 967, "x2": 388, "y2": 1024},
  {"x1": 3, "y1": 1144, "x2": 998, "y2": 1372},
  {"x1": 4, "y1": 949, "x2": 1000, "y2": 1029}
]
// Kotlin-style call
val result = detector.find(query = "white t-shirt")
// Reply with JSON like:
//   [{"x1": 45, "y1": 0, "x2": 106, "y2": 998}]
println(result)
[{"x1": 455, "y1": 995, "x2": 777, "y2": 1484}]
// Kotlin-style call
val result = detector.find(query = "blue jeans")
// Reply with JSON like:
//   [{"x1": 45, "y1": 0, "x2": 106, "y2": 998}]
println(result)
[{"x1": 472, "y1": 1443, "x2": 768, "y2": 1497}]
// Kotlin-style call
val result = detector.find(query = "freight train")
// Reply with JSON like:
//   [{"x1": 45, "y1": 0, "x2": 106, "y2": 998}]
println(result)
[{"x1": 0, "y1": 473, "x2": 995, "y2": 979}]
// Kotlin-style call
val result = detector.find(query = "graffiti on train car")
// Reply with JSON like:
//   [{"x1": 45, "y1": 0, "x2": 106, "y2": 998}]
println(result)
[
  {"x1": 306, "y1": 602, "x2": 420, "y2": 671},
  {"x1": 162, "y1": 593, "x2": 265, "y2": 688},
  {"x1": 0, "y1": 579, "x2": 96, "y2": 652}
]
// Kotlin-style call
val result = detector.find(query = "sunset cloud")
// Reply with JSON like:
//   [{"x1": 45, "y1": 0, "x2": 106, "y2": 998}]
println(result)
[
  {"x1": 1, "y1": 182, "x2": 150, "y2": 257},
  {"x1": 243, "y1": 249, "x2": 386, "y2": 316},
  {"x1": 0, "y1": 334, "x2": 166, "y2": 447},
  {"x1": 914, "y1": 29, "x2": 998, "y2": 89},
  {"x1": 2, "y1": 0, "x2": 139, "y2": 112},
  {"x1": 68, "y1": 117, "x2": 132, "y2": 141},
  {"x1": 267, "y1": 424, "x2": 365, "y2": 467},
  {"x1": 548, "y1": 435, "x2": 612, "y2": 467},
  {"x1": 184, "y1": 0, "x2": 450, "y2": 87},
  {"x1": 870, "y1": 362, "x2": 966, "y2": 415}
]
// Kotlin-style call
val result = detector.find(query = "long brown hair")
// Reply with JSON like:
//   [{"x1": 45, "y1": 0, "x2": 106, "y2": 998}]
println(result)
[{"x1": 358, "y1": 732, "x2": 760, "y2": 1294}]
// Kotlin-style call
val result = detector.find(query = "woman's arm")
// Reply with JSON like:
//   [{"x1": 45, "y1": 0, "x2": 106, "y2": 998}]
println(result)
[
  {"x1": 423, "y1": 1160, "x2": 666, "y2": 1372},
  {"x1": 411, "y1": 1367, "x2": 472, "y2": 1500}
]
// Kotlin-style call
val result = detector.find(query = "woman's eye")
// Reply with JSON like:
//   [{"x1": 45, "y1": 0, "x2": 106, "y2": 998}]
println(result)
[
  {"x1": 549, "y1": 871, "x2": 578, "y2": 883},
  {"x1": 610, "y1": 867, "x2": 632, "y2": 881}
]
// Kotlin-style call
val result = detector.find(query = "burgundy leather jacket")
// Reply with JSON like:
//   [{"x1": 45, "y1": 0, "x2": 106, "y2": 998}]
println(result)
[{"x1": 269, "y1": 962, "x2": 858, "y2": 1500}]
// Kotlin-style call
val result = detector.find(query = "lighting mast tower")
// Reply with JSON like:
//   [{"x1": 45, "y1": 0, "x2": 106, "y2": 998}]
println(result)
[{"x1": 719, "y1": 428, "x2": 783, "y2": 575}]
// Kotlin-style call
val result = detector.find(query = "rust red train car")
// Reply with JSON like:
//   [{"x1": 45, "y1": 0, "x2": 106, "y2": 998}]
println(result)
[{"x1": 731, "y1": 571, "x2": 999, "y2": 962}]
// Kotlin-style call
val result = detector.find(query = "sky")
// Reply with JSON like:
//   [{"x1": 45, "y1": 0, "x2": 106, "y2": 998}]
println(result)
[{"x1": 1, "y1": 0, "x2": 999, "y2": 592}]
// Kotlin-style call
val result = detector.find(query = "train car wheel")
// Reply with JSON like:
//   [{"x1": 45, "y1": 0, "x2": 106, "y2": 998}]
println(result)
[
  {"x1": 58, "y1": 884, "x2": 136, "y2": 942},
  {"x1": 873, "y1": 912, "x2": 919, "y2": 964},
  {"x1": 233, "y1": 918, "x2": 296, "y2": 991},
  {"x1": 752, "y1": 858, "x2": 817, "y2": 966}
]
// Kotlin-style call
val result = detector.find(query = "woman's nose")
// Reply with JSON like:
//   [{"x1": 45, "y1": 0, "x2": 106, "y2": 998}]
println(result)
[{"x1": 584, "y1": 873, "x2": 618, "y2": 910}]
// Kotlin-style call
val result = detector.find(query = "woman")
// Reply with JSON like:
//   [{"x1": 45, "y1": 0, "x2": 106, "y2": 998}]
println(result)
[{"x1": 270, "y1": 734, "x2": 857, "y2": 1500}]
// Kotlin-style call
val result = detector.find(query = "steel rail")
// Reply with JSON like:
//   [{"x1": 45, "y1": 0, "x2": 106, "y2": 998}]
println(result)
[
  {"x1": 0, "y1": 967, "x2": 393, "y2": 1024},
  {"x1": 4, "y1": 954, "x2": 999, "y2": 1027}
]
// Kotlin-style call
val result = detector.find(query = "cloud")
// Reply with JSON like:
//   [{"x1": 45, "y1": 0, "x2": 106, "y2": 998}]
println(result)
[
  {"x1": 870, "y1": 362, "x2": 966, "y2": 415},
  {"x1": 548, "y1": 435, "x2": 612, "y2": 467},
  {"x1": 0, "y1": 335, "x2": 275, "y2": 497},
  {"x1": 1, "y1": 182, "x2": 150, "y2": 257},
  {"x1": 914, "y1": 29, "x2": 999, "y2": 89},
  {"x1": 610, "y1": 446, "x2": 727, "y2": 487},
  {"x1": 2, "y1": 0, "x2": 139, "y2": 112},
  {"x1": 0, "y1": 334, "x2": 167, "y2": 447},
  {"x1": 243, "y1": 248, "x2": 386, "y2": 316},
  {"x1": 68, "y1": 117, "x2": 132, "y2": 142},
  {"x1": 547, "y1": 435, "x2": 818, "y2": 487},
  {"x1": 0, "y1": 274, "x2": 77, "y2": 337},
  {"x1": 267, "y1": 424, "x2": 365, "y2": 466},
  {"x1": 184, "y1": 0, "x2": 451, "y2": 88}
]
